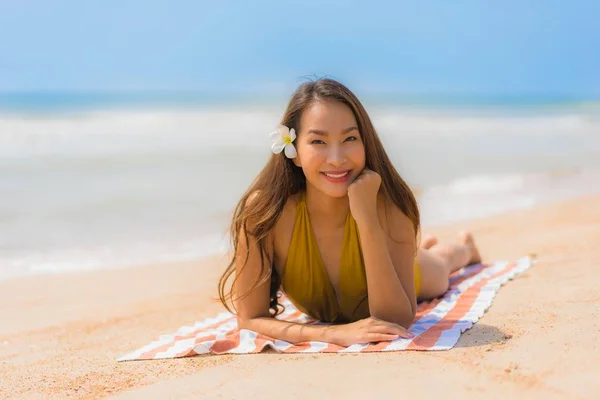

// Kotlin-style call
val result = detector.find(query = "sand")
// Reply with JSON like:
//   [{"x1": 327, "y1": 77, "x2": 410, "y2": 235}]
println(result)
[{"x1": 1, "y1": 195, "x2": 599, "y2": 399}]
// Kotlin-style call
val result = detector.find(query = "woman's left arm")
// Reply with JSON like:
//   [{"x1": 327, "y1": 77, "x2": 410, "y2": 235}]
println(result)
[{"x1": 348, "y1": 170, "x2": 417, "y2": 328}]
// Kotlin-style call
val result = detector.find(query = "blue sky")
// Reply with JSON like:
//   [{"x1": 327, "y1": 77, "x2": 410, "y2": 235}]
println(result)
[{"x1": 0, "y1": 1, "x2": 599, "y2": 96}]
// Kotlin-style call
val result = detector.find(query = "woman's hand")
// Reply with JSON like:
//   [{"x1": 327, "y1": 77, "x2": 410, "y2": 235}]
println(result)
[
  {"x1": 347, "y1": 168, "x2": 381, "y2": 226},
  {"x1": 327, "y1": 317, "x2": 415, "y2": 347}
]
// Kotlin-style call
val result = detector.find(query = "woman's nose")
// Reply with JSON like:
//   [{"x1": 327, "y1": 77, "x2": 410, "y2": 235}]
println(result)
[{"x1": 326, "y1": 145, "x2": 345, "y2": 166}]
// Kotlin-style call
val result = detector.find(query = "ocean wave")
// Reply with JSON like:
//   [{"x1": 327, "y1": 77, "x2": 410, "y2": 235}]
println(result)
[
  {"x1": 419, "y1": 169, "x2": 600, "y2": 226},
  {"x1": 0, "y1": 233, "x2": 229, "y2": 280}
]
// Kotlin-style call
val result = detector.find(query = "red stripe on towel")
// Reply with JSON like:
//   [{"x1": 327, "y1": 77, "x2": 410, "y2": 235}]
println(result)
[{"x1": 408, "y1": 262, "x2": 515, "y2": 350}]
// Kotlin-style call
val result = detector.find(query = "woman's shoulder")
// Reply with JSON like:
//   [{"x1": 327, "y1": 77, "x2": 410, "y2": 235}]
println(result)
[
  {"x1": 274, "y1": 191, "x2": 303, "y2": 234},
  {"x1": 244, "y1": 190, "x2": 302, "y2": 239},
  {"x1": 269, "y1": 191, "x2": 303, "y2": 271}
]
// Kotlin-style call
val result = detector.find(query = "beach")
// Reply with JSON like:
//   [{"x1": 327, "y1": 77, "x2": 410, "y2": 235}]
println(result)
[
  {"x1": 1, "y1": 194, "x2": 599, "y2": 399},
  {"x1": 2, "y1": 0, "x2": 599, "y2": 397},
  {"x1": 2, "y1": 100, "x2": 599, "y2": 399}
]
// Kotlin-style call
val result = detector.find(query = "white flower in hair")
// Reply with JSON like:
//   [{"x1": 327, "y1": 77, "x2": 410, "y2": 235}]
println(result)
[{"x1": 269, "y1": 124, "x2": 297, "y2": 158}]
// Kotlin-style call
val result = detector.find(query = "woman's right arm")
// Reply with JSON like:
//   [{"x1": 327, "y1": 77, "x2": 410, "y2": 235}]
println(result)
[
  {"x1": 233, "y1": 216, "x2": 414, "y2": 346},
  {"x1": 233, "y1": 221, "x2": 339, "y2": 343}
]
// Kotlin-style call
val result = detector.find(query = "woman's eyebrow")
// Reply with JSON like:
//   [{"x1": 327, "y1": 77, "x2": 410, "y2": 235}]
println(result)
[{"x1": 307, "y1": 126, "x2": 359, "y2": 136}]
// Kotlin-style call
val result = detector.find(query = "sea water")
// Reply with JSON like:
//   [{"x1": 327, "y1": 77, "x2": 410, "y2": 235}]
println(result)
[{"x1": 1, "y1": 94, "x2": 599, "y2": 280}]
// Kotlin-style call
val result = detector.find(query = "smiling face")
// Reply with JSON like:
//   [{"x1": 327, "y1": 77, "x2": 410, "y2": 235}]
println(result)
[{"x1": 293, "y1": 100, "x2": 366, "y2": 198}]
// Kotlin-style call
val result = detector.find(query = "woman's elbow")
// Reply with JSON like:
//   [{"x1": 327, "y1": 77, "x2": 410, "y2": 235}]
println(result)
[
  {"x1": 395, "y1": 310, "x2": 416, "y2": 329},
  {"x1": 237, "y1": 315, "x2": 250, "y2": 330},
  {"x1": 236, "y1": 312, "x2": 269, "y2": 331},
  {"x1": 370, "y1": 307, "x2": 415, "y2": 329},
  {"x1": 237, "y1": 314, "x2": 260, "y2": 331}
]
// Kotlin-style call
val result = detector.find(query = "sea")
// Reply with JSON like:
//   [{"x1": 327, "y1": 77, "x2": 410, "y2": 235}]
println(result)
[{"x1": 1, "y1": 92, "x2": 599, "y2": 281}]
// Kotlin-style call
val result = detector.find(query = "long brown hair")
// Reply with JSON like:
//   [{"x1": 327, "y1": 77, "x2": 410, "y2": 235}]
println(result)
[{"x1": 218, "y1": 78, "x2": 420, "y2": 316}]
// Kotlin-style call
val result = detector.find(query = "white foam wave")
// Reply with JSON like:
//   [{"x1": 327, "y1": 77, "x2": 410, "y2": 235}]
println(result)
[
  {"x1": 1, "y1": 233, "x2": 230, "y2": 279},
  {"x1": 419, "y1": 169, "x2": 600, "y2": 226},
  {"x1": 1, "y1": 106, "x2": 598, "y2": 159}
]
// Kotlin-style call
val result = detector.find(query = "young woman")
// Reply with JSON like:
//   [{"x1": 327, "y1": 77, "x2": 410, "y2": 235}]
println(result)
[{"x1": 218, "y1": 78, "x2": 481, "y2": 347}]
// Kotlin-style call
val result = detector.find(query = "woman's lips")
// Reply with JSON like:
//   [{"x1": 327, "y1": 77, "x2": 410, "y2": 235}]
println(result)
[{"x1": 321, "y1": 170, "x2": 351, "y2": 183}]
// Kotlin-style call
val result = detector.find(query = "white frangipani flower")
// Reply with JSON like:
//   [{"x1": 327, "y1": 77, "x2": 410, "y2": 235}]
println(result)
[{"x1": 269, "y1": 124, "x2": 297, "y2": 158}]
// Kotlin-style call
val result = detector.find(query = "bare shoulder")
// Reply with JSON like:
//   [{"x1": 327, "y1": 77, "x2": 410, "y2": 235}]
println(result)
[
  {"x1": 245, "y1": 190, "x2": 299, "y2": 214},
  {"x1": 272, "y1": 192, "x2": 303, "y2": 273},
  {"x1": 274, "y1": 192, "x2": 301, "y2": 230},
  {"x1": 244, "y1": 190, "x2": 263, "y2": 210},
  {"x1": 244, "y1": 189, "x2": 298, "y2": 230},
  {"x1": 376, "y1": 192, "x2": 416, "y2": 244},
  {"x1": 241, "y1": 190, "x2": 300, "y2": 272}
]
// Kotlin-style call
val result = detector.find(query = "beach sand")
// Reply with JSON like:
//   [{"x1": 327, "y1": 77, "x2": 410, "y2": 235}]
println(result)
[{"x1": 1, "y1": 195, "x2": 599, "y2": 399}]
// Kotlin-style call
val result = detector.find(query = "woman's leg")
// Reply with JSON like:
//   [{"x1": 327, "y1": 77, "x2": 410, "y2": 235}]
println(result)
[{"x1": 416, "y1": 232, "x2": 482, "y2": 300}]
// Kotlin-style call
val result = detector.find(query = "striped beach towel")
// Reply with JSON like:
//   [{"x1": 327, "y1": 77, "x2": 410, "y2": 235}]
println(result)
[{"x1": 119, "y1": 256, "x2": 532, "y2": 361}]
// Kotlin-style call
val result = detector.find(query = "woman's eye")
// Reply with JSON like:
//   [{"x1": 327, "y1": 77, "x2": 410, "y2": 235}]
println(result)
[
  {"x1": 311, "y1": 139, "x2": 325, "y2": 145},
  {"x1": 345, "y1": 136, "x2": 357, "y2": 142}
]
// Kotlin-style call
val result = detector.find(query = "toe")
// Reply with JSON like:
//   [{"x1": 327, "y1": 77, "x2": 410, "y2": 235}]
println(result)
[{"x1": 420, "y1": 235, "x2": 439, "y2": 249}]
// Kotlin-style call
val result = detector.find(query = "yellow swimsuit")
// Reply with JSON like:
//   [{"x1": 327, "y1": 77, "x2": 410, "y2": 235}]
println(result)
[{"x1": 281, "y1": 192, "x2": 421, "y2": 323}]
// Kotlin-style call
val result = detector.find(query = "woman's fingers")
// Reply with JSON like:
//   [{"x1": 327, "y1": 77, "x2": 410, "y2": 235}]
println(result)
[
  {"x1": 367, "y1": 333, "x2": 400, "y2": 342},
  {"x1": 370, "y1": 321, "x2": 415, "y2": 338}
]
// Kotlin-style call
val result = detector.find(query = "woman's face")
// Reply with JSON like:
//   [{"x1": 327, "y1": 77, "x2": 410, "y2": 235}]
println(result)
[{"x1": 293, "y1": 100, "x2": 366, "y2": 198}]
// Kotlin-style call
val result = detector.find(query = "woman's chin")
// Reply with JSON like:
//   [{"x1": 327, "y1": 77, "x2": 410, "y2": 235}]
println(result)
[
  {"x1": 306, "y1": 178, "x2": 351, "y2": 198},
  {"x1": 319, "y1": 186, "x2": 349, "y2": 198}
]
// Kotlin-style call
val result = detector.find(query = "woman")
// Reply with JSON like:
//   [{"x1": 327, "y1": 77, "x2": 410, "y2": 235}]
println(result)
[{"x1": 218, "y1": 78, "x2": 481, "y2": 347}]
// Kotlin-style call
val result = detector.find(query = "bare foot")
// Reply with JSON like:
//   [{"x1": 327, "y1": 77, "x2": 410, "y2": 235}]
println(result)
[
  {"x1": 458, "y1": 231, "x2": 482, "y2": 265},
  {"x1": 420, "y1": 235, "x2": 438, "y2": 249}
]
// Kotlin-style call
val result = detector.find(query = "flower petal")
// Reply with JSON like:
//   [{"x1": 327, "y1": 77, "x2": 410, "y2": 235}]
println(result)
[
  {"x1": 278, "y1": 124, "x2": 289, "y2": 137},
  {"x1": 289, "y1": 128, "x2": 296, "y2": 142},
  {"x1": 284, "y1": 143, "x2": 297, "y2": 158},
  {"x1": 269, "y1": 130, "x2": 280, "y2": 141},
  {"x1": 271, "y1": 142, "x2": 286, "y2": 154}
]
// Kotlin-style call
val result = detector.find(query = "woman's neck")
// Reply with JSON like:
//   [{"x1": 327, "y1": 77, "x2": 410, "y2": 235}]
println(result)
[{"x1": 305, "y1": 186, "x2": 349, "y2": 229}]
